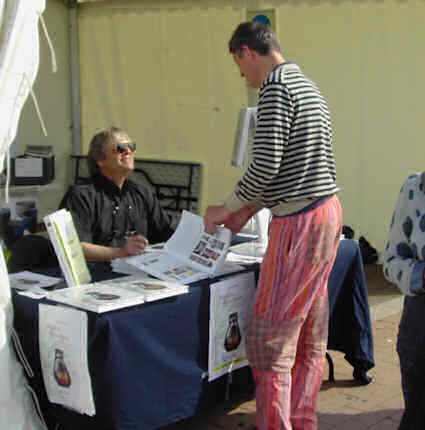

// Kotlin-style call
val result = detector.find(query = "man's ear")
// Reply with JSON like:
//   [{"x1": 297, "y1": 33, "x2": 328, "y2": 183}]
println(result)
[
  {"x1": 240, "y1": 45, "x2": 257, "y2": 61},
  {"x1": 239, "y1": 45, "x2": 250, "y2": 58},
  {"x1": 96, "y1": 159, "x2": 104, "y2": 170}
]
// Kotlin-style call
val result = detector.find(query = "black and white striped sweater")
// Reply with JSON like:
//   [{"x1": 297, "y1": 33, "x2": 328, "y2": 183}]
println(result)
[{"x1": 229, "y1": 62, "x2": 339, "y2": 211}]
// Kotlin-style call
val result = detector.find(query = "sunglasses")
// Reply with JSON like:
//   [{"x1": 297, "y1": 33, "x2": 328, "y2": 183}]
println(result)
[{"x1": 112, "y1": 142, "x2": 136, "y2": 153}]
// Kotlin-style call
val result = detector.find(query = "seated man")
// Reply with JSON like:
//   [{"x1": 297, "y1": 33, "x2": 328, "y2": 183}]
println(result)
[{"x1": 60, "y1": 126, "x2": 174, "y2": 262}]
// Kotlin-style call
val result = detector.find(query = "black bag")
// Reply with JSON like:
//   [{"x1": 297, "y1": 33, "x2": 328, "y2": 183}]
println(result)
[
  {"x1": 358, "y1": 236, "x2": 378, "y2": 264},
  {"x1": 342, "y1": 225, "x2": 355, "y2": 239}
]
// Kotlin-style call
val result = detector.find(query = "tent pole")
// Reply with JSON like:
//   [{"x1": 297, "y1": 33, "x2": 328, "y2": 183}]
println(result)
[{"x1": 69, "y1": 2, "x2": 81, "y2": 155}]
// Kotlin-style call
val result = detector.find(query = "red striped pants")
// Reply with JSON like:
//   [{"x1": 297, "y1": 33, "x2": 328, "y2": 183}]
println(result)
[{"x1": 246, "y1": 195, "x2": 342, "y2": 430}]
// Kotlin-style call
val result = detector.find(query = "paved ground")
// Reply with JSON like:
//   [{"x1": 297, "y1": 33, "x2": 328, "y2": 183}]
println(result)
[{"x1": 162, "y1": 263, "x2": 405, "y2": 430}]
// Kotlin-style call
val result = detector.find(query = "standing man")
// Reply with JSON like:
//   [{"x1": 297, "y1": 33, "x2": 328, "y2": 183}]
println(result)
[
  {"x1": 205, "y1": 22, "x2": 342, "y2": 430},
  {"x1": 60, "y1": 126, "x2": 174, "y2": 262}
]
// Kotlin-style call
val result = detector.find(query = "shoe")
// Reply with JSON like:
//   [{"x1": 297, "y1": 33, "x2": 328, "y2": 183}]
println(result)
[{"x1": 353, "y1": 368, "x2": 373, "y2": 385}]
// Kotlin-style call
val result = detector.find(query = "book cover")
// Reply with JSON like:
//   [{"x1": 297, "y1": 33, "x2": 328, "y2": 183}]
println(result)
[
  {"x1": 43, "y1": 209, "x2": 91, "y2": 287},
  {"x1": 47, "y1": 278, "x2": 189, "y2": 313}
]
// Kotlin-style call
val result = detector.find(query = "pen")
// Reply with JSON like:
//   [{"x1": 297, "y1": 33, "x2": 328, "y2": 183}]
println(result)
[{"x1": 124, "y1": 230, "x2": 137, "y2": 240}]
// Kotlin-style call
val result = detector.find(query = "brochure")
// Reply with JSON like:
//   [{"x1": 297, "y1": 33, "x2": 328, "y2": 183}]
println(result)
[
  {"x1": 39, "y1": 304, "x2": 95, "y2": 415},
  {"x1": 46, "y1": 278, "x2": 189, "y2": 313},
  {"x1": 208, "y1": 271, "x2": 256, "y2": 382},
  {"x1": 9, "y1": 271, "x2": 62, "y2": 290},
  {"x1": 114, "y1": 210, "x2": 232, "y2": 284},
  {"x1": 43, "y1": 209, "x2": 91, "y2": 287}
]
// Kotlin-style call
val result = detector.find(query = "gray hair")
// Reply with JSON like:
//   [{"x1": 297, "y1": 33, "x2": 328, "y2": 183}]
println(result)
[{"x1": 87, "y1": 126, "x2": 128, "y2": 176}]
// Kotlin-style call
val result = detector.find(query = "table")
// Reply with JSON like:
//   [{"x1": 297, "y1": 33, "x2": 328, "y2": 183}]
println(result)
[
  {"x1": 13, "y1": 267, "x2": 256, "y2": 430},
  {"x1": 12, "y1": 239, "x2": 374, "y2": 430}
]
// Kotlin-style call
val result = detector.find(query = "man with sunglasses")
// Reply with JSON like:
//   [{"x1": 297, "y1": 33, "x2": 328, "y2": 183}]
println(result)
[{"x1": 60, "y1": 126, "x2": 174, "y2": 263}]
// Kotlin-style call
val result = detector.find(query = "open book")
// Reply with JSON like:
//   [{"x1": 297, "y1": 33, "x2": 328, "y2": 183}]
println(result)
[
  {"x1": 46, "y1": 278, "x2": 188, "y2": 313},
  {"x1": 43, "y1": 209, "x2": 91, "y2": 287},
  {"x1": 114, "y1": 210, "x2": 232, "y2": 284}
]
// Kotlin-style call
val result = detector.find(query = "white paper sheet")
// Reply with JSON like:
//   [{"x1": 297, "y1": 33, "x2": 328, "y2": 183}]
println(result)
[
  {"x1": 117, "y1": 211, "x2": 232, "y2": 283},
  {"x1": 9, "y1": 271, "x2": 62, "y2": 290},
  {"x1": 208, "y1": 271, "x2": 256, "y2": 382},
  {"x1": 46, "y1": 278, "x2": 189, "y2": 313},
  {"x1": 226, "y1": 251, "x2": 263, "y2": 264},
  {"x1": 39, "y1": 304, "x2": 95, "y2": 416}
]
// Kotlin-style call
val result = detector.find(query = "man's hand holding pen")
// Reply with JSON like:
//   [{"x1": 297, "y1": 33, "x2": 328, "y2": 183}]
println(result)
[{"x1": 122, "y1": 233, "x2": 149, "y2": 256}]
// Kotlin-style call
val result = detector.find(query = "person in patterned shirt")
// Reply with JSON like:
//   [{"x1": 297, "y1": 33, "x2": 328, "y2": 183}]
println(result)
[{"x1": 383, "y1": 172, "x2": 425, "y2": 429}]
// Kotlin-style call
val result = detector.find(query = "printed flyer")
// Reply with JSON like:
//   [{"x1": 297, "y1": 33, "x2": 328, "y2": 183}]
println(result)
[
  {"x1": 208, "y1": 271, "x2": 256, "y2": 381},
  {"x1": 39, "y1": 303, "x2": 95, "y2": 415}
]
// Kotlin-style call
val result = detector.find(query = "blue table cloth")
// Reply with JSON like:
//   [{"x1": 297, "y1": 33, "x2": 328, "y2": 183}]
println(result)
[
  {"x1": 12, "y1": 239, "x2": 374, "y2": 430},
  {"x1": 12, "y1": 267, "x2": 256, "y2": 430}
]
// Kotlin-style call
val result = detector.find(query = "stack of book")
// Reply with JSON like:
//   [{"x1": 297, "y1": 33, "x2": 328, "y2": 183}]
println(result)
[
  {"x1": 43, "y1": 209, "x2": 91, "y2": 288},
  {"x1": 46, "y1": 277, "x2": 189, "y2": 313}
]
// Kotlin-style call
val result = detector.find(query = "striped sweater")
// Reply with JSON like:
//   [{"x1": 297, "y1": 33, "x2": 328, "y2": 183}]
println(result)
[{"x1": 227, "y1": 62, "x2": 339, "y2": 212}]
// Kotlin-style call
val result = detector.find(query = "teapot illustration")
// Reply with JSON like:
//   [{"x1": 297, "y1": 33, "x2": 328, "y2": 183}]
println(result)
[
  {"x1": 53, "y1": 349, "x2": 71, "y2": 388},
  {"x1": 224, "y1": 312, "x2": 242, "y2": 352}
]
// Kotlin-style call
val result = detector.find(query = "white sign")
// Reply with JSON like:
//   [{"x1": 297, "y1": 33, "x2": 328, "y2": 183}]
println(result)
[
  {"x1": 39, "y1": 304, "x2": 95, "y2": 416},
  {"x1": 14, "y1": 158, "x2": 43, "y2": 177},
  {"x1": 208, "y1": 271, "x2": 256, "y2": 381}
]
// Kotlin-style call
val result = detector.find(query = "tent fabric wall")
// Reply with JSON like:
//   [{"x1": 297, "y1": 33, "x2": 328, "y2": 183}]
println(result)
[
  {"x1": 0, "y1": 0, "x2": 48, "y2": 428},
  {"x1": 77, "y1": 0, "x2": 425, "y2": 254}
]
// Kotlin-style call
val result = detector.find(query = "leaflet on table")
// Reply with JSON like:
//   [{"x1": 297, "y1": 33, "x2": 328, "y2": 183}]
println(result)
[
  {"x1": 208, "y1": 271, "x2": 256, "y2": 382},
  {"x1": 43, "y1": 209, "x2": 91, "y2": 287},
  {"x1": 39, "y1": 303, "x2": 95, "y2": 415},
  {"x1": 227, "y1": 241, "x2": 265, "y2": 263},
  {"x1": 110, "y1": 258, "x2": 153, "y2": 277},
  {"x1": 120, "y1": 210, "x2": 232, "y2": 283},
  {"x1": 46, "y1": 278, "x2": 189, "y2": 313},
  {"x1": 9, "y1": 270, "x2": 62, "y2": 290},
  {"x1": 226, "y1": 250, "x2": 263, "y2": 265}
]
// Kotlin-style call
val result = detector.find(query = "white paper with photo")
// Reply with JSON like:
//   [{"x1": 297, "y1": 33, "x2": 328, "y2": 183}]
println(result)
[
  {"x1": 94, "y1": 277, "x2": 189, "y2": 305},
  {"x1": 121, "y1": 211, "x2": 232, "y2": 283},
  {"x1": 9, "y1": 271, "x2": 62, "y2": 290},
  {"x1": 46, "y1": 279, "x2": 188, "y2": 312},
  {"x1": 39, "y1": 303, "x2": 95, "y2": 415},
  {"x1": 165, "y1": 210, "x2": 231, "y2": 274},
  {"x1": 130, "y1": 279, "x2": 189, "y2": 303},
  {"x1": 121, "y1": 252, "x2": 208, "y2": 284},
  {"x1": 208, "y1": 271, "x2": 256, "y2": 382}
]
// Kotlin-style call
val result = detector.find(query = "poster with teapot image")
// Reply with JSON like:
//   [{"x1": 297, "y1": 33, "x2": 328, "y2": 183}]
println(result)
[
  {"x1": 208, "y1": 271, "x2": 256, "y2": 382},
  {"x1": 39, "y1": 304, "x2": 95, "y2": 415}
]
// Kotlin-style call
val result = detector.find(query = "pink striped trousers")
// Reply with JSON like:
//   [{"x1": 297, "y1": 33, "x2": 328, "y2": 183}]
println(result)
[{"x1": 246, "y1": 195, "x2": 342, "y2": 430}]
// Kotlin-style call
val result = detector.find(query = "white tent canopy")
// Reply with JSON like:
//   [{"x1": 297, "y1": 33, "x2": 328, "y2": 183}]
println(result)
[{"x1": 0, "y1": 0, "x2": 48, "y2": 428}]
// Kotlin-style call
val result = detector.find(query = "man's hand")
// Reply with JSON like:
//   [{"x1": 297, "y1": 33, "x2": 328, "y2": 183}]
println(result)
[
  {"x1": 204, "y1": 204, "x2": 232, "y2": 234},
  {"x1": 121, "y1": 235, "x2": 149, "y2": 256},
  {"x1": 224, "y1": 204, "x2": 262, "y2": 235}
]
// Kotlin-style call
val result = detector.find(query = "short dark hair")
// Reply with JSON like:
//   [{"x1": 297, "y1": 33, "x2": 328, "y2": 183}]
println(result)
[
  {"x1": 228, "y1": 21, "x2": 280, "y2": 56},
  {"x1": 87, "y1": 126, "x2": 128, "y2": 176}
]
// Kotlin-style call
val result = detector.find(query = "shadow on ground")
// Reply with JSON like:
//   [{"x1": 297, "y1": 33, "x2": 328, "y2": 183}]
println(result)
[{"x1": 318, "y1": 409, "x2": 403, "y2": 429}]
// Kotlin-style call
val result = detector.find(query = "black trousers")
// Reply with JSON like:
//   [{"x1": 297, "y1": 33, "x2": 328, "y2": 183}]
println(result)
[{"x1": 398, "y1": 295, "x2": 425, "y2": 430}]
